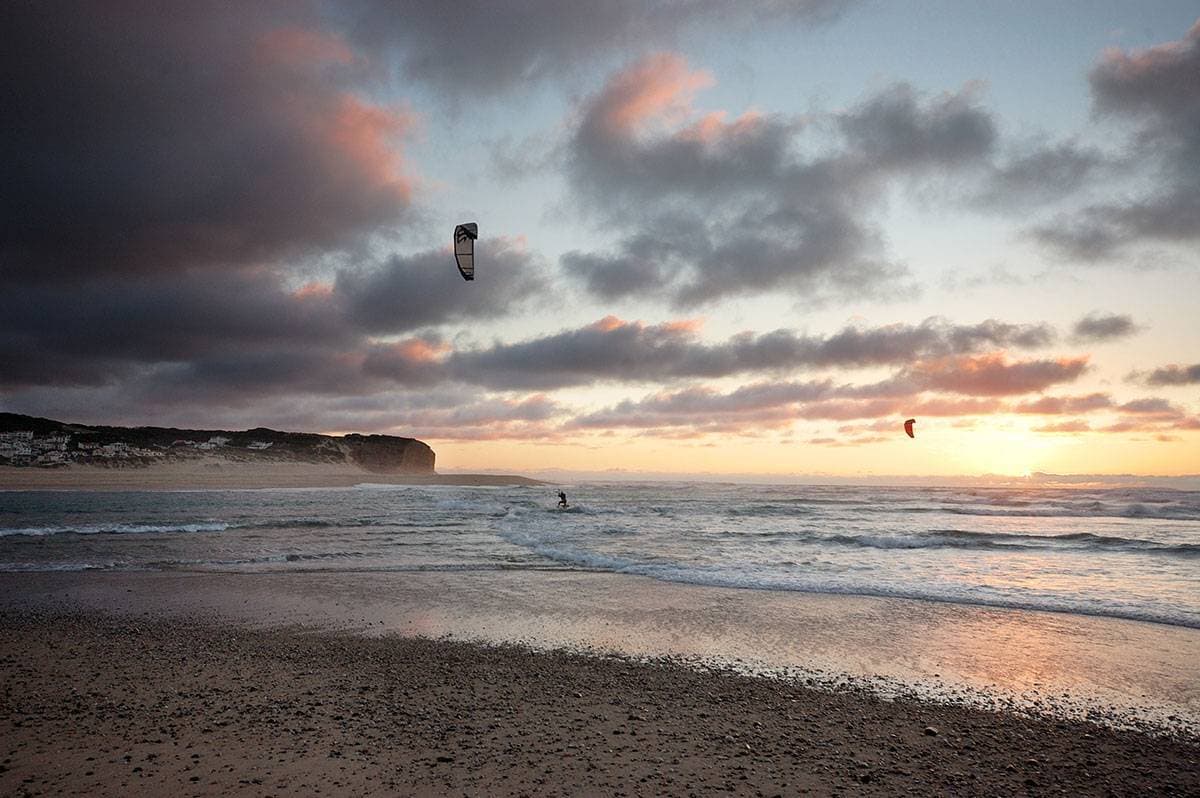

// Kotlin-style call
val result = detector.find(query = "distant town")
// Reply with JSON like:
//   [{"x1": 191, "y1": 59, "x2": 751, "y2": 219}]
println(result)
[
  {"x1": 0, "y1": 414, "x2": 436, "y2": 474},
  {"x1": 0, "y1": 429, "x2": 275, "y2": 468}
]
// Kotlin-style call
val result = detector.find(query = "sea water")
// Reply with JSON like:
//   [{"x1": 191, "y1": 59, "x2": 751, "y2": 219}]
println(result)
[{"x1": 1, "y1": 482, "x2": 1197, "y2": 629}]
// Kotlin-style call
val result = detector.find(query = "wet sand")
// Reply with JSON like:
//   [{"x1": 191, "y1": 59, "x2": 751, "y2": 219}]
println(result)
[
  {"x1": 3, "y1": 610, "x2": 1197, "y2": 797},
  {"x1": 5, "y1": 570, "x2": 1197, "y2": 735},
  {"x1": 2, "y1": 570, "x2": 1199, "y2": 795}
]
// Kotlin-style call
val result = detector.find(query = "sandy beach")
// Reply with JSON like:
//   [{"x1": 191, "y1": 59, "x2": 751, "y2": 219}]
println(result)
[
  {"x1": 2, "y1": 569, "x2": 1198, "y2": 796},
  {"x1": 3, "y1": 609, "x2": 1197, "y2": 797}
]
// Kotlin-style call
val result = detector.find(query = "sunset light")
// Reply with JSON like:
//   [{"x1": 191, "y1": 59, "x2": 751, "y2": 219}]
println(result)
[{"x1": 2, "y1": 5, "x2": 1199, "y2": 795}]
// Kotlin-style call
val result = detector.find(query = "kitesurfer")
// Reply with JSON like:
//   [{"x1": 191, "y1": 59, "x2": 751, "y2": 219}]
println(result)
[
  {"x1": 557, "y1": 491, "x2": 569, "y2": 509},
  {"x1": 454, "y1": 222, "x2": 477, "y2": 281}
]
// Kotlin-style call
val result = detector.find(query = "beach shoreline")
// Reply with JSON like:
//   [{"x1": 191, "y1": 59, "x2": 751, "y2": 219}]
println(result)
[
  {"x1": 3, "y1": 607, "x2": 1198, "y2": 797},
  {"x1": 0, "y1": 463, "x2": 545, "y2": 490},
  {"x1": 3, "y1": 569, "x2": 1198, "y2": 736}
]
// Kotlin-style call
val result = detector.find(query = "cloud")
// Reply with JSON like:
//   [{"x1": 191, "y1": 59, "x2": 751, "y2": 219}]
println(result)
[
  {"x1": 0, "y1": 237, "x2": 543, "y2": 393},
  {"x1": 1134, "y1": 363, "x2": 1200, "y2": 386},
  {"x1": 973, "y1": 139, "x2": 1106, "y2": 210},
  {"x1": 1117, "y1": 397, "x2": 1182, "y2": 415},
  {"x1": 563, "y1": 353, "x2": 1090, "y2": 436},
  {"x1": 0, "y1": 381, "x2": 570, "y2": 442},
  {"x1": 838, "y1": 82, "x2": 996, "y2": 171},
  {"x1": 893, "y1": 354, "x2": 1090, "y2": 397},
  {"x1": 1, "y1": 3, "x2": 417, "y2": 282},
  {"x1": 338, "y1": 238, "x2": 545, "y2": 333},
  {"x1": 437, "y1": 315, "x2": 1057, "y2": 390},
  {"x1": 569, "y1": 380, "x2": 833, "y2": 430},
  {"x1": 1013, "y1": 393, "x2": 1113, "y2": 414},
  {"x1": 1070, "y1": 312, "x2": 1138, "y2": 343},
  {"x1": 342, "y1": 1, "x2": 854, "y2": 97},
  {"x1": 1032, "y1": 20, "x2": 1200, "y2": 259},
  {"x1": 0, "y1": 271, "x2": 348, "y2": 390},
  {"x1": 1033, "y1": 420, "x2": 1092, "y2": 433},
  {"x1": 1099, "y1": 416, "x2": 1200, "y2": 434},
  {"x1": 394, "y1": 394, "x2": 567, "y2": 441},
  {"x1": 798, "y1": 396, "x2": 1006, "y2": 421},
  {"x1": 562, "y1": 55, "x2": 997, "y2": 307}
]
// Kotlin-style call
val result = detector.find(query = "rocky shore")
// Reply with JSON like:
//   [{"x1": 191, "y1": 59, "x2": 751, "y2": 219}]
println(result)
[{"x1": 2, "y1": 611, "x2": 1196, "y2": 797}]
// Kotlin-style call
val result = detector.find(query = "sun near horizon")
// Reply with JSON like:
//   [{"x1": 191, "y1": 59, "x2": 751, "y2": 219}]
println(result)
[{"x1": 2, "y1": 3, "x2": 1198, "y2": 482}]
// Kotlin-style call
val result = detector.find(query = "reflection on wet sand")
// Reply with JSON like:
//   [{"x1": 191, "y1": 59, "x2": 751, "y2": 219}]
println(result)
[{"x1": 4, "y1": 568, "x2": 1197, "y2": 734}]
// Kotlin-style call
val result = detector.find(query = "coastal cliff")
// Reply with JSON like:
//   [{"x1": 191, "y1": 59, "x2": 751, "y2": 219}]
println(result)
[{"x1": 0, "y1": 413, "x2": 435, "y2": 475}]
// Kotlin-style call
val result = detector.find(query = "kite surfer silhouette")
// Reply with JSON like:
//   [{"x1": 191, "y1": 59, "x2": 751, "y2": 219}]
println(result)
[{"x1": 557, "y1": 491, "x2": 569, "y2": 509}]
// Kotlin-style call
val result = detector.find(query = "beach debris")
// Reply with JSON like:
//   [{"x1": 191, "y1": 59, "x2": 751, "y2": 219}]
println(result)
[
  {"x1": 454, "y1": 222, "x2": 477, "y2": 281},
  {"x1": 923, "y1": 725, "x2": 938, "y2": 736},
  {"x1": 904, "y1": 418, "x2": 916, "y2": 438}
]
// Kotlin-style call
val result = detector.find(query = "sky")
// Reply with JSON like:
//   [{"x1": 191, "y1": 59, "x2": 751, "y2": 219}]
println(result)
[{"x1": 2, "y1": 1, "x2": 1199, "y2": 479}]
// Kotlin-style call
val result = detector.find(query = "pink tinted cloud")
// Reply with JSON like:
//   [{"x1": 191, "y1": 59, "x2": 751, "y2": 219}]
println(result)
[
  {"x1": 1094, "y1": 19, "x2": 1200, "y2": 101},
  {"x1": 292, "y1": 281, "x2": 335, "y2": 300},
  {"x1": 1014, "y1": 393, "x2": 1112, "y2": 414},
  {"x1": 796, "y1": 399, "x2": 902, "y2": 421},
  {"x1": 908, "y1": 397, "x2": 1006, "y2": 416},
  {"x1": 1033, "y1": 420, "x2": 1092, "y2": 433},
  {"x1": 587, "y1": 52, "x2": 714, "y2": 137},
  {"x1": 660, "y1": 317, "x2": 706, "y2": 334},
  {"x1": 404, "y1": 395, "x2": 566, "y2": 441},
  {"x1": 808, "y1": 435, "x2": 889, "y2": 447},
  {"x1": 325, "y1": 95, "x2": 416, "y2": 198},
  {"x1": 259, "y1": 26, "x2": 417, "y2": 212},
  {"x1": 258, "y1": 26, "x2": 356, "y2": 67},
  {"x1": 679, "y1": 110, "x2": 767, "y2": 145},
  {"x1": 906, "y1": 354, "x2": 1089, "y2": 396},
  {"x1": 837, "y1": 420, "x2": 900, "y2": 434},
  {"x1": 1097, "y1": 413, "x2": 1200, "y2": 433},
  {"x1": 591, "y1": 315, "x2": 630, "y2": 333},
  {"x1": 390, "y1": 337, "x2": 451, "y2": 364}
]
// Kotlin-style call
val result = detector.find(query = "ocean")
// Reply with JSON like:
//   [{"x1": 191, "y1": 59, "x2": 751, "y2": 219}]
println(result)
[{"x1": 1, "y1": 482, "x2": 1198, "y2": 630}]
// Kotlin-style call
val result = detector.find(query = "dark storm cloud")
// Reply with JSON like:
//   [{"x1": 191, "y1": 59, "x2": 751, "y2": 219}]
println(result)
[
  {"x1": 0, "y1": 273, "x2": 347, "y2": 371},
  {"x1": 343, "y1": 0, "x2": 854, "y2": 97},
  {"x1": 1032, "y1": 20, "x2": 1200, "y2": 259},
  {"x1": 0, "y1": 242, "x2": 541, "y2": 391},
  {"x1": 145, "y1": 349, "x2": 374, "y2": 405},
  {"x1": 347, "y1": 314, "x2": 1060, "y2": 393},
  {"x1": 1, "y1": 2, "x2": 416, "y2": 282},
  {"x1": 435, "y1": 315, "x2": 1056, "y2": 390},
  {"x1": 0, "y1": 381, "x2": 564, "y2": 441},
  {"x1": 361, "y1": 337, "x2": 452, "y2": 388},
  {"x1": 562, "y1": 55, "x2": 997, "y2": 306},
  {"x1": 1070, "y1": 312, "x2": 1138, "y2": 343},
  {"x1": 339, "y1": 240, "x2": 544, "y2": 333},
  {"x1": 0, "y1": 341, "x2": 133, "y2": 391}
]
